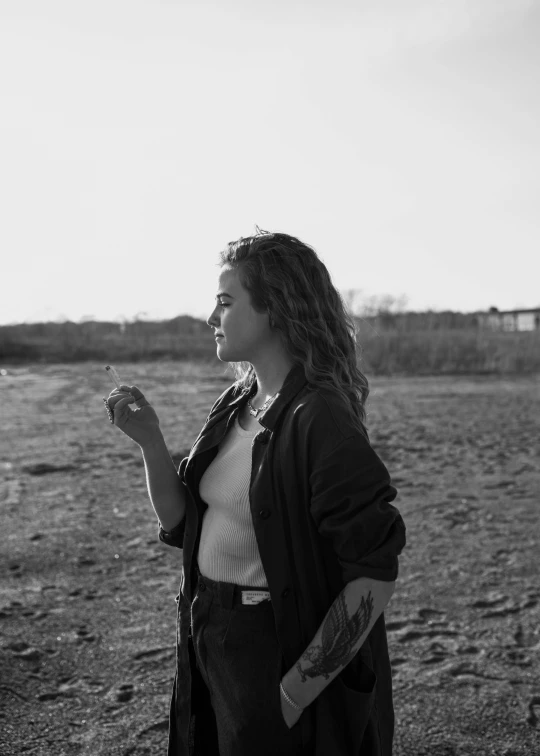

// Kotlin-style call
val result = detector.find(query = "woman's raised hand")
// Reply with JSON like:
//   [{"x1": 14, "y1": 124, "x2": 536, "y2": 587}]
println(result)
[{"x1": 105, "y1": 385, "x2": 161, "y2": 448}]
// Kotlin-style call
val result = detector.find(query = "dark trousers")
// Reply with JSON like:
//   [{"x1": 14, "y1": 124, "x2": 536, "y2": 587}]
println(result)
[{"x1": 190, "y1": 562, "x2": 304, "y2": 755}]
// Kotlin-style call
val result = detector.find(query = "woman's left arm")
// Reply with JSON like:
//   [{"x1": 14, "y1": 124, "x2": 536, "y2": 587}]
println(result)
[
  {"x1": 279, "y1": 429, "x2": 406, "y2": 726},
  {"x1": 280, "y1": 576, "x2": 395, "y2": 720}
]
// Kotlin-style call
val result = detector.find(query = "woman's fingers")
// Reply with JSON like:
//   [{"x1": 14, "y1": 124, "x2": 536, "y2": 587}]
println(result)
[
  {"x1": 108, "y1": 394, "x2": 136, "y2": 411},
  {"x1": 108, "y1": 387, "x2": 129, "y2": 398},
  {"x1": 116, "y1": 397, "x2": 136, "y2": 413},
  {"x1": 125, "y1": 385, "x2": 149, "y2": 407},
  {"x1": 103, "y1": 377, "x2": 161, "y2": 444},
  {"x1": 108, "y1": 385, "x2": 147, "y2": 403},
  {"x1": 107, "y1": 385, "x2": 150, "y2": 415},
  {"x1": 104, "y1": 385, "x2": 151, "y2": 430},
  {"x1": 107, "y1": 390, "x2": 129, "y2": 403}
]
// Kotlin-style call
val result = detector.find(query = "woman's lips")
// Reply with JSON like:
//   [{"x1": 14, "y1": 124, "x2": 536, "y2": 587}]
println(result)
[{"x1": 215, "y1": 335, "x2": 224, "y2": 340}]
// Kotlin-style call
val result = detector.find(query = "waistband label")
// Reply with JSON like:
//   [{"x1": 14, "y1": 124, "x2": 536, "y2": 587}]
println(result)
[{"x1": 241, "y1": 590, "x2": 271, "y2": 605}]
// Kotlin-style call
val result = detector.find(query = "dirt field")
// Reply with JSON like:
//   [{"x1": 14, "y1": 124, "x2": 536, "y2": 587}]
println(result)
[{"x1": 1, "y1": 362, "x2": 539, "y2": 756}]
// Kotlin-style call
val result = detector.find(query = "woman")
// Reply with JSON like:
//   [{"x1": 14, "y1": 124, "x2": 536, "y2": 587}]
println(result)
[{"x1": 104, "y1": 229, "x2": 406, "y2": 756}]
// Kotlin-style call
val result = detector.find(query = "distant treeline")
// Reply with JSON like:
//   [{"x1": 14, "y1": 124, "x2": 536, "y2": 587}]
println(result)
[
  {"x1": 1, "y1": 314, "x2": 539, "y2": 374},
  {"x1": 359, "y1": 310, "x2": 481, "y2": 330}
]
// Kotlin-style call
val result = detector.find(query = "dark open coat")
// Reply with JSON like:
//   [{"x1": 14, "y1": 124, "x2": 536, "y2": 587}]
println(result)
[{"x1": 160, "y1": 363, "x2": 406, "y2": 755}]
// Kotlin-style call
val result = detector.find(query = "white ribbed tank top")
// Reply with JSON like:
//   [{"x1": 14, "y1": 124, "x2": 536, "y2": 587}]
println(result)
[{"x1": 197, "y1": 412, "x2": 268, "y2": 587}]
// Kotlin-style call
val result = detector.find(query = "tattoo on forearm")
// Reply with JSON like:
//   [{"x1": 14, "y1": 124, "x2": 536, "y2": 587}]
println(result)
[{"x1": 295, "y1": 590, "x2": 374, "y2": 682}]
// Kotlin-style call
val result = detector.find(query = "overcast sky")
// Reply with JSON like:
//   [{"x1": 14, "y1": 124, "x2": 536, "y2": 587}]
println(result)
[{"x1": 1, "y1": 0, "x2": 539, "y2": 324}]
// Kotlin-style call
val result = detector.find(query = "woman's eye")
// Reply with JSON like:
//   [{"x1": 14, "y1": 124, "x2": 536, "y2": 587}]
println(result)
[{"x1": 218, "y1": 302, "x2": 229, "y2": 308}]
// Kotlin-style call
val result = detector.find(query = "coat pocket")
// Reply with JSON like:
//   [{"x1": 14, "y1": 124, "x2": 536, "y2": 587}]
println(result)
[
  {"x1": 316, "y1": 657, "x2": 377, "y2": 756},
  {"x1": 340, "y1": 652, "x2": 377, "y2": 696},
  {"x1": 338, "y1": 657, "x2": 377, "y2": 752}
]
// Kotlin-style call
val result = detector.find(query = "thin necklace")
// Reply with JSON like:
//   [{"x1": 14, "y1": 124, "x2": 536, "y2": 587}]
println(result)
[{"x1": 247, "y1": 393, "x2": 277, "y2": 417}]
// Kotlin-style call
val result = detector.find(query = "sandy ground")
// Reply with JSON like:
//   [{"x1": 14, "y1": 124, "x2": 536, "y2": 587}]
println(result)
[{"x1": 1, "y1": 362, "x2": 539, "y2": 756}]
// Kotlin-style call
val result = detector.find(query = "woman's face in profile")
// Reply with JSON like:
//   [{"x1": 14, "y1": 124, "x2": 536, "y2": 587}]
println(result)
[{"x1": 207, "y1": 265, "x2": 274, "y2": 363}]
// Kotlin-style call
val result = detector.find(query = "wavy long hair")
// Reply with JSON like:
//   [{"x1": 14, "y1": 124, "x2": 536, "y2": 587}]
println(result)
[{"x1": 217, "y1": 227, "x2": 370, "y2": 429}]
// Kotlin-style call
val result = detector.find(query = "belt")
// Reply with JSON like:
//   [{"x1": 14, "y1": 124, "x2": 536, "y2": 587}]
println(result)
[{"x1": 194, "y1": 562, "x2": 271, "y2": 606}]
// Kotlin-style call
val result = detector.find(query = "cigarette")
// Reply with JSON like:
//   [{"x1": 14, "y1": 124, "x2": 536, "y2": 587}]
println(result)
[{"x1": 105, "y1": 365, "x2": 123, "y2": 390}]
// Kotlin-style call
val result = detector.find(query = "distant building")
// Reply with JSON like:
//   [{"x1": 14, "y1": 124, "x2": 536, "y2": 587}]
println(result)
[{"x1": 477, "y1": 307, "x2": 540, "y2": 332}]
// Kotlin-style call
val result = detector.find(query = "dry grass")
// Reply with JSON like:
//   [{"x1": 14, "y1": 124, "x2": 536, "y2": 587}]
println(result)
[{"x1": 1, "y1": 319, "x2": 539, "y2": 375}]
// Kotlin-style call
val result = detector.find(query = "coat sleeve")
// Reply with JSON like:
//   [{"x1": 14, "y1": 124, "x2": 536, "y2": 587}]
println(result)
[
  {"x1": 309, "y1": 434, "x2": 406, "y2": 584},
  {"x1": 157, "y1": 456, "x2": 189, "y2": 550}
]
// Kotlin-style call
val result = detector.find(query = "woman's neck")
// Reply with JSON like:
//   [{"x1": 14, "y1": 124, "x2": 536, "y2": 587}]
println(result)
[{"x1": 251, "y1": 358, "x2": 296, "y2": 407}]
